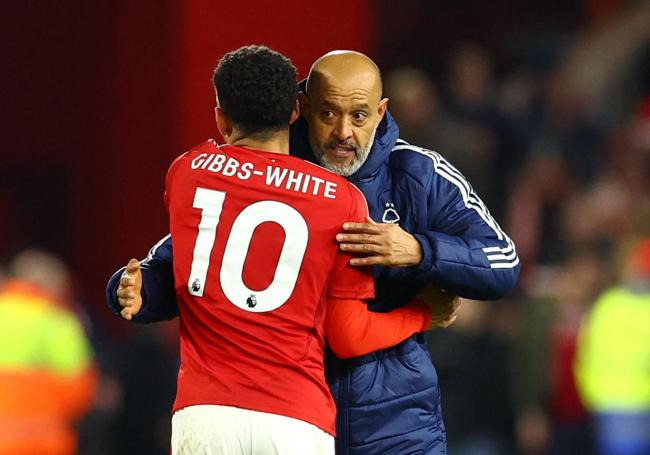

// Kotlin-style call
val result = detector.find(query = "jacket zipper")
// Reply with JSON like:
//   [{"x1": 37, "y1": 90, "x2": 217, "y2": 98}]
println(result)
[{"x1": 336, "y1": 365, "x2": 350, "y2": 454}]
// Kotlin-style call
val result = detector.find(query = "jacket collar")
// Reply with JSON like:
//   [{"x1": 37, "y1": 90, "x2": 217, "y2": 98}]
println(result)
[{"x1": 290, "y1": 80, "x2": 400, "y2": 182}]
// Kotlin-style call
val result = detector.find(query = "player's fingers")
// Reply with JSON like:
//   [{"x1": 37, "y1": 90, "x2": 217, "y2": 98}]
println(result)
[{"x1": 125, "y1": 258, "x2": 140, "y2": 273}]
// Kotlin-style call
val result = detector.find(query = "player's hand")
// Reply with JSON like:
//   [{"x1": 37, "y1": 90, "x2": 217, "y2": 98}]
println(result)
[
  {"x1": 337, "y1": 217, "x2": 423, "y2": 267},
  {"x1": 116, "y1": 258, "x2": 143, "y2": 321},
  {"x1": 416, "y1": 284, "x2": 462, "y2": 329}
]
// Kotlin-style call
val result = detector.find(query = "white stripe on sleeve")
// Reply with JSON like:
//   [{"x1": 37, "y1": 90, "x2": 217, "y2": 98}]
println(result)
[{"x1": 393, "y1": 142, "x2": 519, "y2": 269}]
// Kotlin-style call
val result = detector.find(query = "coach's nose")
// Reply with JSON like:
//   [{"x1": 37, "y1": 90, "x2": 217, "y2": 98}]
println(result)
[{"x1": 333, "y1": 116, "x2": 353, "y2": 142}]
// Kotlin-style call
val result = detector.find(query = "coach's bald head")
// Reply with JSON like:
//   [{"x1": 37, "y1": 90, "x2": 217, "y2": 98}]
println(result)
[
  {"x1": 306, "y1": 51, "x2": 383, "y2": 101},
  {"x1": 301, "y1": 51, "x2": 387, "y2": 176}
]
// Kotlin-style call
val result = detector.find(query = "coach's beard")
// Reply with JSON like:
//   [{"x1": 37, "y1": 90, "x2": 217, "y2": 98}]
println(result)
[{"x1": 310, "y1": 127, "x2": 377, "y2": 177}]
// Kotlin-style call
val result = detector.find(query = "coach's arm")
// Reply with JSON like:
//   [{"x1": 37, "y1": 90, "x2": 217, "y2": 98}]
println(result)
[
  {"x1": 337, "y1": 150, "x2": 520, "y2": 301},
  {"x1": 106, "y1": 235, "x2": 179, "y2": 322}
]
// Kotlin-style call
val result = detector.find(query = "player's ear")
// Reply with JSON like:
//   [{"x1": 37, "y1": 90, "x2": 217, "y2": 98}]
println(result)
[
  {"x1": 289, "y1": 100, "x2": 300, "y2": 125},
  {"x1": 215, "y1": 106, "x2": 233, "y2": 140},
  {"x1": 298, "y1": 92, "x2": 310, "y2": 117}
]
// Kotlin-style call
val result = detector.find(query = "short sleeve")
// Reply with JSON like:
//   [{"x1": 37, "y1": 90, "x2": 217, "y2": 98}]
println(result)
[{"x1": 326, "y1": 184, "x2": 375, "y2": 300}]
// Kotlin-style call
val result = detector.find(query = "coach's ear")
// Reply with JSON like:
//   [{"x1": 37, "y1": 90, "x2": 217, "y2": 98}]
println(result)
[
  {"x1": 377, "y1": 97, "x2": 389, "y2": 122},
  {"x1": 298, "y1": 92, "x2": 310, "y2": 117},
  {"x1": 215, "y1": 106, "x2": 233, "y2": 141},
  {"x1": 290, "y1": 100, "x2": 300, "y2": 125}
]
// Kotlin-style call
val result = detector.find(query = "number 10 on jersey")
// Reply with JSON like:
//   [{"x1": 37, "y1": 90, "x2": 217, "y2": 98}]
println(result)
[{"x1": 188, "y1": 187, "x2": 309, "y2": 313}]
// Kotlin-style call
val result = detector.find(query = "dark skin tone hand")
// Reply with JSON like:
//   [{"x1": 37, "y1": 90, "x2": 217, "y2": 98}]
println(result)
[{"x1": 416, "y1": 284, "x2": 462, "y2": 328}]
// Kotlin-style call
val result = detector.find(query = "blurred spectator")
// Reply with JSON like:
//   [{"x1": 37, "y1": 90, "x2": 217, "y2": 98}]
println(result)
[
  {"x1": 561, "y1": 177, "x2": 634, "y2": 252},
  {"x1": 107, "y1": 323, "x2": 178, "y2": 455},
  {"x1": 75, "y1": 317, "x2": 178, "y2": 455},
  {"x1": 564, "y1": 1, "x2": 650, "y2": 119},
  {"x1": 507, "y1": 153, "x2": 573, "y2": 268},
  {"x1": 443, "y1": 42, "x2": 521, "y2": 219},
  {"x1": 428, "y1": 300, "x2": 515, "y2": 455},
  {"x1": 575, "y1": 238, "x2": 650, "y2": 455},
  {"x1": 512, "y1": 248, "x2": 608, "y2": 454},
  {"x1": 384, "y1": 66, "x2": 442, "y2": 148},
  {"x1": 0, "y1": 250, "x2": 97, "y2": 455},
  {"x1": 609, "y1": 96, "x2": 650, "y2": 218},
  {"x1": 531, "y1": 63, "x2": 606, "y2": 187}
]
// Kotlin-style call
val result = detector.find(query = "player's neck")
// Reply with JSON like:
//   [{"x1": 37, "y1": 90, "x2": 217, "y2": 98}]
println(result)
[{"x1": 229, "y1": 132, "x2": 290, "y2": 155}]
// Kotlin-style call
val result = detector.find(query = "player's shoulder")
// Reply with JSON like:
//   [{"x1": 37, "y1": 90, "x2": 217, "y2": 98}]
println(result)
[
  {"x1": 177, "y1": 139, "x2": 220, "y2": 162},
  {"x1": 299, "y1": 159, "x2": 355, "y2": 189},
  {"x1": 346, "y1": 181, "x2": 369, "y2": 218},
  {"x1": 168, "y1": 139, "x2": 219, "y2": 171},
  {"x1": 300, "y1": 160, "x2": 368, "y2": 214},
  {"x1": 166, "y1": 139, "x2": 219, "y2": 185}
]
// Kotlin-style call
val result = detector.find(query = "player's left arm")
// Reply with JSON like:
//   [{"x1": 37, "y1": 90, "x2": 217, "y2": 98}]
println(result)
[{"x1": 324, "y1": 297, "x2": 432, "y2": 359}]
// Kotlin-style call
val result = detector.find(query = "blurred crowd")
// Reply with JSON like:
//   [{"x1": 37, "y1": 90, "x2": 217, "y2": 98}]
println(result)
[
  {"x1": 386, "y1": 2, "x2": 650, "y2": 454},
  {"x1": 2, "y1": 2, "x2": 650, "y2": 455},
  {"x1": 0, "y1": 250, "x2": 178, "y2": 455}
]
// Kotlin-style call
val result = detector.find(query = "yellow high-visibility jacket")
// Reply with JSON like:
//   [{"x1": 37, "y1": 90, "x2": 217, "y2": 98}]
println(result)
[
  {"x1": 0, "y1": 281, "x2": 97, "y2": 455},
  {"x1": 575, "y1": 287, "x2": 650, "y2": 412}
]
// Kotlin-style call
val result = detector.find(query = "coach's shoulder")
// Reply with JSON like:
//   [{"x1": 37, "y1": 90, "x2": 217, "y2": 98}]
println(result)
[{"x1": 389, "y1": 140, "x2": 439, "y2": 183}]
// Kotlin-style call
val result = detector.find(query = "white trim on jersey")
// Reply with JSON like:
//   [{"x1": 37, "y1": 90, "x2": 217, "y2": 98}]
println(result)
[{"x1": 392, "y1": 142, "x2": 519, "y2": 269}]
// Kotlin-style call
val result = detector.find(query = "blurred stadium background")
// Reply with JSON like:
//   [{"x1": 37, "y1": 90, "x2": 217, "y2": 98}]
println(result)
[{"x1": 2, "y1": 1, "x2": 649, "y2": 454}]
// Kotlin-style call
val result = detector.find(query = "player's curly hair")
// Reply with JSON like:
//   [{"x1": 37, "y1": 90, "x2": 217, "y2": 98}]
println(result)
[{"x1": 213, "y1": 45, "x2": 298, "y2": 137}]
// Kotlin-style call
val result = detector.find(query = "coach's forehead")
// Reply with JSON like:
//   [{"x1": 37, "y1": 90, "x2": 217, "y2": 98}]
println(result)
[{"x1": 307, "y1": 51, "x2": 383, "y2": 103}]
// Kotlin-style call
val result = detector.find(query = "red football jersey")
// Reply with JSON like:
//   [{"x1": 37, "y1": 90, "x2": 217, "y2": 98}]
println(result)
[{"x1": 165, "y1": 140, "x2": 374, "y2": 435}]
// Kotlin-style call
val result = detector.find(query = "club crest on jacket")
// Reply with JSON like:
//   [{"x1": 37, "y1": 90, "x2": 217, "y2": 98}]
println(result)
[{"x1": 382, "y1": 202, "x2": 400, "y2": 224}]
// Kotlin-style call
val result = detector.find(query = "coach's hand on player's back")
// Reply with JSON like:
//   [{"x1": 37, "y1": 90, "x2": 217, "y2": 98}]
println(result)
[
  {"x1": 116, "y1": 258, "x2": 143, "y2": 320},
  {"x1": 337, "y1": 217, "x2": 423, "y2": 267}
]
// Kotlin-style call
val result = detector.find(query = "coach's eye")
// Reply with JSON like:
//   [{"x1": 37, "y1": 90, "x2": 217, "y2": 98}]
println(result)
[
  {"x1": 352, "y1": 112, "x2": 368, "y2": 122},
  {"x1": 322, "y1": 111, "x2": 335, "y2": 119}
]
